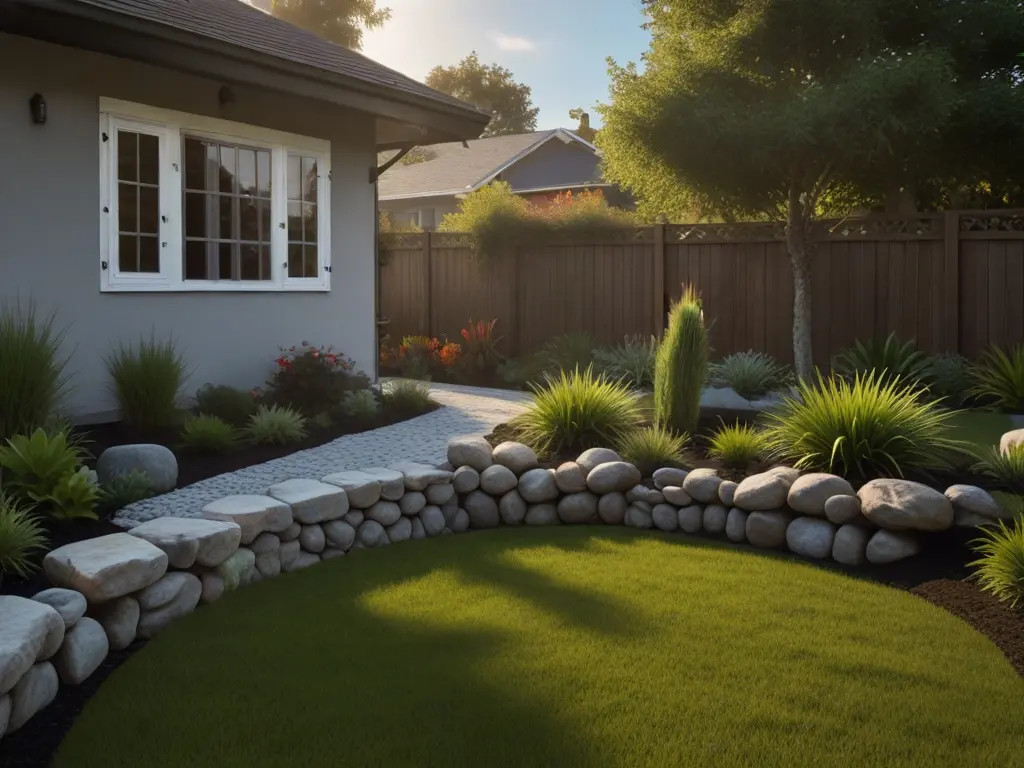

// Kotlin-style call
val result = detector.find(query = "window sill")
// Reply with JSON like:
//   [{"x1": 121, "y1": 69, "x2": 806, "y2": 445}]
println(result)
[{"x1": 101, "y1": 281, "x2": 331, "y2": 293}]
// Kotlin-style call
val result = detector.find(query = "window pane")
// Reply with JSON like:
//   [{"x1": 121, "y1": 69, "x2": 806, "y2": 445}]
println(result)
[
  {"x1": 117, "y1": 131, "x2": 137, "y2": 182},
  {"x1": 219, "y1": 146, "x2": 236, "y2": 193},
  {"x1": 138, "y1": 134, "x2": 159, "y2": 185},
  {"x1": 240, "y1": 244, "x2": 260, "y2": 280},
  {"x1": 219, "y1": 242, "x2": 234, "y2": 280},
  {"x1": 185, "y1": 241, "x2": 207, "y2": 280},
  {"x1": 184, "y1": 138, "x2": 205, "y2": 190},
  {"x1": 185, "y1": 192, "x2": 207, "y2": 238},
  {"x1": 139, "y1": 186, "x2": 159, "y2": 234},
  {"x1": 259, "y1": 201, "x2": 271, "y2": 243},
  {"x1": 240, "y1": 198, "x2": 259, "y2": 242},
  {"x1": 237, "y1": 149, "x2": 256, "y2": 196},
  {"x1": 118, "y1": 234, "x2": 138, "y2": 272},
  {"x1": 303, "y1": 203, "x2": 317, "y2": 242},
  {"x1": 219, "y1": 195, "x2": 235, "y2": 238},
  {"x1": 302, "y1": 156, "x2": 317, "y2": 202},
  {"x1": 139, "y1": 236, "x2": 159, "y2": 273},
  {"x1": 303, "y1": 245, "x2": 318, "y2": 278},
  {"x1": 288, "y1": 243, "x2": 303, "y2": 278},
  {"x1": 287, "y1": 155, "x2": 300, "y2": 200},
  {"x1": 257, "y1": 151, "x2": 271, "y2": 197},
  {"x1": 118, "y1": 183, "x2": 137, "y2": 232},
  {"x1": 260, "y1": 246, "x2": 271, "y2": 280},
  {"x1": 287, "y1": 201, "x2": 301, "y2": 242},
  {"x1": 205, "y1": 143, "x2": 219, "y2": 192}
]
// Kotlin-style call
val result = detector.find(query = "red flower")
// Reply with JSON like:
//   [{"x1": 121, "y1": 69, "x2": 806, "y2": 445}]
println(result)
[{"x1": 276, "y1": 356, "x2": 291, "y2": 369}]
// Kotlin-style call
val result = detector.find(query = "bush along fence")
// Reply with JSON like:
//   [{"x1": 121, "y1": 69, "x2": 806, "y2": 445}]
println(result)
[
  {"x1": 379, "y1": 210, "x2": 1024, "y2": 365},
  {"x1": 0, "y1": 434, "x2": 1007, "y2": 742}
]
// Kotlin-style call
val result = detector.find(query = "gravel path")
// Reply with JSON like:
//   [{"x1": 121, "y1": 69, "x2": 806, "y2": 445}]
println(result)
[{"x1": 114, "y1": 383, "x2": 529, "y2": 527}]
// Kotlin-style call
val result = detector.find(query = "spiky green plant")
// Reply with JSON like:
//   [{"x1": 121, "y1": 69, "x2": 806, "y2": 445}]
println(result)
[
  {"x1": 106, "y1": 334, "x2": 188, "y2": 432},
  {"x1": 925, "y1": 353, "x2": 973, "y2": 407},
  {"x1": 709, "y1": 351, "x2": 790, "y2": 400},
  {"x1": 511, "y1": 366, "x2": 642, "y2": 456},
  {"x1": 0, "y1": 427, "x2": 88, "y2": 501},
  {"x1": 972, "y1": 444, "x2": 1024, "y2": 495},
  {"x1": 98, "y1": 470, "x2": 157, "y2": 516},
  {"x1": 180, "y1": 415, "x2": 241, "y2": 454},
  {"x1": 969, "y1": 344, "x2": 1024, "y2": 412},
  {"x1": 0, "y1": 492, "x2": 47, "y2": 584},
  {"x1": 970, "y1": 517, "x2": 1024, "y2": 609},
  {"x1": 707, "y1": 421, "x2": 766, "y2": 471},
  {"x1": 342, "y1": 389, "x2": 380, "y2": 422},
  {"x1": 593, "y1": 335, "x2": 658, "y2": 389},
  {"x1": 246, "y1": 405, "x2": 308, "y2": 446},
  {"x1": 0, "y1": 301, "x2": 69, "y2": 441},
  {"x1": 654, "y1": 286, "x2": 708, "y2": 435},
  {"x1": 617, "y1": 425, "x2": 688, "y2": 477},
  {"x1": 832, "y1": 333, "x2": 931, "y2": 389},
  {"x1": 380, "y1": 380, "x2": 436, "y2": 415},
  {"x1": 761, "y1": 371, "x2": 962, "y2": 485}
]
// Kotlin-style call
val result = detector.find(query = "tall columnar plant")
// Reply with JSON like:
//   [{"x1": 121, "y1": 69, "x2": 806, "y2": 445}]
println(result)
[
  {"x1": 0, "y1": 301, "x2": 69, "y2": 441},
  {"x1": 654, "y1": 286, "x2": 708, "y2": 436}
]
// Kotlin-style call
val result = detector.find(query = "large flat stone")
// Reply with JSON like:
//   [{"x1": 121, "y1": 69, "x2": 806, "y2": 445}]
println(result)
[
  {"x1": 267, "y1": 479, "x2": 349, "y2": 524},
  {"x1": 321, "y1": 470, "x2": 383, "y2": 508},
  {"x1": 390, "y1": 462, "x2": 453, "y2": 491},
  {"x1": 0, "y1": 596, "x2": 65, "y2": 695},
  {"x1": 202, "y1": 495, "x2": 293, "y2": 544},
  {"x1": 128, "y1": 517, "x2": 241, "y2": 568},
  {"x1": 859, "y1": 479, "x2": 953, "y2": 532},
  {"x1": 359, "y1": 467, "x2": 406, "y2": 500},
  {"x1": 43, "y1": 534, "x2": 168, "y2": 603}
]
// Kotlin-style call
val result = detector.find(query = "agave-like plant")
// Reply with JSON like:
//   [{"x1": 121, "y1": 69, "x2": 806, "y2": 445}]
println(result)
[
  {"x1": 970, "y1": 517, "x2": 1024, "y2": 609},
  {"x1": 708, "y1": 351, "x2": 791, "y2": 400},
  {"x1": 968, "y1": 344, "x2": 1024, "y2": 412},
  {"x1": 761, "y1": 371, "x2": 963, "y2": 485},
  {"x1": 833, "y1": 333, "x2": 931, "y2": 389},
  {"x1": 0, "y1": 492, "x2": 48, "y2": 585}
]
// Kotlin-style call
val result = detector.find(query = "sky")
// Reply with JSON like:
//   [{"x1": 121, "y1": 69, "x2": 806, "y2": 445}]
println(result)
[{"x1": 361, "y1": 0, "x2": 652, "y2": 130}]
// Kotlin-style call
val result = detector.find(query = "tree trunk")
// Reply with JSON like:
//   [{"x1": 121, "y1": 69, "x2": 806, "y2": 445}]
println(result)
[{"x1": 786, "y1": 185, "x2": 814, "y2": 380}]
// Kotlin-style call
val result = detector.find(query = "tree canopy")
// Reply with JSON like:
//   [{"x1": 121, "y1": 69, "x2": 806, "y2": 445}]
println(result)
[
  {"x1": 426, "y1": 52, "x2": 539, "y2": 137},
  {"x1": 598, "y1": 0, "x2": 1024, "y2": 375},
  {"x1": 270, "y1": 0, "x2": 390, "y2": 49}
]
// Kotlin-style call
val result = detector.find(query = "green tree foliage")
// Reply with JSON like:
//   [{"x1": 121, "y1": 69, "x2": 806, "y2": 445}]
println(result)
[
  {"x1": 598, "y1": 0, "x2": 1024, "y2": 377},
  {"x1": 270, "y1": 0, "x2": 390, "y2": 49},
  {"x1": 426, "y1": 52, "x2": 539, "y2": 136},
  {"x1": 569, "y1": 108, "x2": 598, "y2": 143}
]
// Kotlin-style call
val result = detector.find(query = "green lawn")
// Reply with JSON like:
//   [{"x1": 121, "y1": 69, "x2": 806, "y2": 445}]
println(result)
[
  {"x1": 55, "y1": 529, "x2": 1023, "y2": 767},
  {"x1": 946, "y1": 409, "x2": 1014, "y2": 454}
]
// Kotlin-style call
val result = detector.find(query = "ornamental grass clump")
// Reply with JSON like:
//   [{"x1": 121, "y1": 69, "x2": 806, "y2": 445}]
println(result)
[
  {"x1": 761, "y1": 371, "x2": 962, "y2": 485},
  {"x1": 707, "y1": 421, "x2": 766, "y2": 471},
  {"x1": 106, "y1": 334, "x2": 188, "y2": 432},
  {"x1": 0, "y1": 492, "x2": 47, "y2": 585},
  {"x1": 968, "y1": 344, "x2": 1024, "y2": 412},
  {"x1": 246, "y1": 405, "x2": 308, "y2": 446},
  {"x1": 970, "y1": 517, "x2": 1024, "y2": 610},
  {"x1": 971, "y1": 444, "x2": 1024, "y2": 495},
  {"x1": 0, "y1": 301, "x2": 69, "y2": 441},
  {"x1": 594, "y1": 335, "x2": 658, "y2": 389},
  {"x1": 654, "y1": 286, "x2": 708, "y2": 436},
  {"x1": 180, "y1": 415, "x2": 241, "y2": 455},
  {"x1": 380, "y1": 380, "x2": 436, "y2": 416},
  {"x1": 832, "y1": 333, "x2": 931, "y2": 389},
  {"x1": 617, "y1": 425, "x2": 688, "y2": 477},
  {"x1": 511, "y1": 365, "x2": 642, "y2": 457},
  {"x1": 709, "y1": 351, "x2": 790, "y2": 400},
  {"x1": 194, "y1": 384, "x2": 257, "y2": 427}
]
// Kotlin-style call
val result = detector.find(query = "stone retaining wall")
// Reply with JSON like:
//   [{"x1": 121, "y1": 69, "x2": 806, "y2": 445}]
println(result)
[{"x1": 0, "y1": 437, "x2": 1007, "y2": 742}]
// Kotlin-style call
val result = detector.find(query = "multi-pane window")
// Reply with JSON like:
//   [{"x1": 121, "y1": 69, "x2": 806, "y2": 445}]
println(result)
[
  {"x1": 99, "y1": 98, "x2": 331, "y2": 292},
  {"x1": 116, "y1": 130, "x2": 161, "y2": 273},
  {"x1": 183, "y1": 137, "x2": 273, "y2": 281}
]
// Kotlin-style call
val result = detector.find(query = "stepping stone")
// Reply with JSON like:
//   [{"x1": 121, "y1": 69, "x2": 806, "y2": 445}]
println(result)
[
  {"x1": 202, "y1": 495, "x2": 293, "y2": 544},
  {"x1": 321, "y1": 470, "x2": 382, "y2": 508},
  {"x1": 43, "y1": 534, "x2": 168, "y2": 603},
  {"x1": 267, "y1": 479, "x2": 348, "y2": 524},
  {"x1": 128, "y1": 517, "x2": 242, "y2": 568},
  {"x1": 0, "y1": 596, "x2": 65, "y2": 694}
]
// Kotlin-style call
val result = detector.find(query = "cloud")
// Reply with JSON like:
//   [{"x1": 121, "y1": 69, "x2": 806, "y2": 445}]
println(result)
[{"x1": 492, "y1": 33, "x2": 536, "y2": 52}]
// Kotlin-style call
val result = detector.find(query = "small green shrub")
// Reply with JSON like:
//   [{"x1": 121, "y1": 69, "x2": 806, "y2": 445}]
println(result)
[
  {"x1": 180, "y1": 415, "x2": 241, "y2": 454},
  {"x1": 41, "y1": 467, "x2": 101, "y2": 521},
  {"x1": 195, "y1": 384, "x2": 257, "y2": 427},
  {"x1": 709, "y1": 351, "x2": 790, "y2": 400},
  {"x1": 926, "y1": 353, "x2": 973, "y2": 407},
  {"x1": 972, "y1": 445, "x2": 1024, "y2": 495},
  {"x1": 0, "y1": 492, "x2": 47, "y2": 584},
  {"x1": 761, "y1": 371, "x2": 961, "y2": 485},
  {"x1": 342, "y1": 389, "x2": 380, "y2": 422},
  {"x1": 380, "y1": 380, "x2": 436, "y2": 415},
  {"x1": 264, "y1": 343, "x2": 369, "y2": 417},
  {"x1": 511, "y1": 366, "x2": 642, "y2": 456},
  {"x1": 654, "y1": 286, "x2": 708, "y2": 436},
  {"x1": 617, "y1": 425, "x2": 688, "y2": 477},
  {"x1": 246, "y1": 405, "x2": 308, "y2": 446},
  {"x1": 970, "y1": 517, "x2": 1024, "y2": 609},
  {"x1": 594, "y1": 335, "x2": 658, "y2": 389},
  {"x1": 0, "y1": 301, "x2": 69, "y2": 441},
  {"x1": 833, "y1": 333, "x2": 931, "y2": 388},
  {"x1": 708, "y1": 422, "x2": 766, "y2": 471},
  {"x1": 98, "y1": 470, "x2": 157, "y2": 516},
  {"x1": 969, "y1": 344, "x2": 1024, "y2": 412},
  {"x1": 0, "y1": 428, "x2": 88, "y2": 502},
  {"x1": 106, "y1": 335, "x2": 188, "y2": 432}
]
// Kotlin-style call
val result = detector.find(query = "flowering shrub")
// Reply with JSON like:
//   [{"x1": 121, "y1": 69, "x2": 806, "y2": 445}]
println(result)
[
  {"x1": 460, "y1": 318, "x2": 503, "y2": 378},
  {"x1": 264, "y1": 342, "x2": 369, "y2": 417},
  {"x1": 379, "y1": 335, "x2": 462, "y2": 380}
]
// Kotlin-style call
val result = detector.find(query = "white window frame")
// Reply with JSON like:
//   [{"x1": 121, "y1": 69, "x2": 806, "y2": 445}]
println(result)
[{"x1": 99, "y1": 98, "x2": 331, "y2": 292}]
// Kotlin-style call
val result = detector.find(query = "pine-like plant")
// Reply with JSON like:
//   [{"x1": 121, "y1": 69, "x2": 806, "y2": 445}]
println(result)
[{"x1": 654, "y1": 286, "x2": 708, "y2": 436}]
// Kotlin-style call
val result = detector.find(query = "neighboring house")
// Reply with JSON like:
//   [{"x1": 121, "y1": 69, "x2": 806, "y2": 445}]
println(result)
[
  {"x1": 378, "y1": 129, "x2": 615, "y2": 230},
  {"x1": 0, "y1": 0, "x2": 487, "y2": 422}
]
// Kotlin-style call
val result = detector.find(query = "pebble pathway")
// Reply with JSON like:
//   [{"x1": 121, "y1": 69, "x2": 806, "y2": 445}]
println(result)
[{"x1": 114, "y1": 383, "x2": 529, "y2": 527}]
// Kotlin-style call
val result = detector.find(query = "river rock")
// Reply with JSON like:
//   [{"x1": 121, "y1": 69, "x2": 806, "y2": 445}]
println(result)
[
  {"x1": 518, "y1": 468, "x2": 559, "y2": 503},
  {"x1": 652, "y1": 503, "x2": 679, "y2": 531},
  {"x1": 399, "y1": 491, "x2": 427, "y2": 516},
  {"x1": 682, "y1": 468, "x2": 722, "y2": 504},
  {"x1": 492, "y1": 441, "x2": 538, "y2": 475},
  {"x1": 32, "y1": 589, "x2": 86, "y2": 630},
  {"x1": 451, "y1": 509, "x2": 470, "y2": 532},
  {"x1": 96, "y1": 444, "x2": 176, "y2": 492},
  {"x1": 365, "y1": 500, "x2": 402, "y2": 526},
  {"x1": 420, "y1": 506, "x2": 447, "y2": 536},
  {"x1": 44, "y1": 534, "x2": 168, "y2": 603},
  {"x1": 447, "y1": 436, "x2": 494, "y2": 471},
  {"x1": 137, "y1": 572, "x2": 195, "y2": 611},
  {"x1": 734, "y1": 472, "x2": 792, "y2": 512},
  {"x1": 627, "y1": 485, "x2": 664, "y2": 505},
  {"x1": 866, "y1": 529, "x2": 921, "y2": 564},
  {"x1": 555, "y1": 462, "x2": 588, "y2": 493},
  {"x1": 0, "y1": 597, "x2": 64, "y2": 694},
  {"x1": 356, "y1": 520, "x2": 388, "y2": 547},
  {"x1": 299, "y1": 524, "x2": 326, "y2": 553},
  {"x1": 597, "y1": 493, "x2": 627, "y2": 525},
  {"x1": 525, "y1": 504, "x2": 558, "y2": 526},
  {"x1": 387, "y1": 517, "x2": 413, "y2": 543},
  {"x1": 279, "y1": 522, "x2": 301, "y2": 541},
  {"x1": 717, "y1": 480, "x2": 738, "y2": 507},
  {"x1": 703, "y1": 505, "x2": 728, "y2": 534},
  {"x1": 786, "y1": 517, "x2": 836, "y2": 560},
  {"x1": 465, "y1": 491, "x2": 500, "y2": 528},
  {"x1": 284, "y1": 552, "x2": 321, "y2": 571},
  {"x1": 858, "y1": 479, "x2": 954, "y2": 531},
  {"x1": 216, "y1": 547, "x2": 256, "y2": 590},
  {"x1": 999, "y1": 428, "x2": 1024, "y2": 455},
  {"x1": 499, "y1": 490, "x2": 527, "y2": 525},
  {"x1": 824, "y1": 495, "x2": 864, "y2": 525},
  {"x1": 586, "y1": 462, "x2": 642, "y2": 495},
  {"x1": 577, "y1": 447, "x2": 622, "y2": 474},
  {"x1": 745, "y1": 511, "x2": 792, "y2": 548},
  {"x1": 625, "y1": 505, "x2": 653, "y2": 529},
  {"x1": 787, "y1": 474, "x2": 855, "y2": 516},
  {"x1": 945, "y1": 484, "x2": 1005, "y2": 526},
  {"x1": 678, "y1": 505, "x2": 703, "y2": 533},
  {"x1": 136, "y1": 574, "x2": 201, "y2": 638},
  {"x1": 425, "y1": 483, "x2": 455, "y2": 506},
  {"x1": 832, "y1": 524, "x2": 872, "y2": 566},
  {"x1": 7, "y1": 662, "x2": 57, "y2": 732},
  {"x1": 653, "y1": 467, "x2": 688, "y2": 489},
  {"x1": 452, "y1": 466, "x2": 481, "y2": 494},
  {"x1": 558, "y1": 492, "x2": 598, "y2": 524},
  {"x1": 661, "y1": 486, "x2": 692, "y2": 506},
  {"x1": 53, "y1": 617, "x2": 108, "y2": 685},
  {"x1": 200, "y1": 573, "x2": 225, "y2": 603},
  {"x1": 323, "y1": 520, "x2": 356, "y2": 550},
  {"x1": 726, "y1": 508, "x2": 748, "y2": 542},
  {"x1": 480, "y1": 465, "x2": 518, "y2": 496},
  {"x1": 91, "y1": 596, "x2": 139, "y2": 651}
]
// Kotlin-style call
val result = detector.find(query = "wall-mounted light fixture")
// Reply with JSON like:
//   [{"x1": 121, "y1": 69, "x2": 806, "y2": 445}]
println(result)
[{"x1": 29, "y1": 93, "x2": 46, "y2": 124}]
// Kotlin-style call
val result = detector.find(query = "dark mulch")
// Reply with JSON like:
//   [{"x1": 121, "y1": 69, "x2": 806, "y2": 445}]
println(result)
[{"x1": 912, "y1": 579, "x2": 1024, "y2": 679}]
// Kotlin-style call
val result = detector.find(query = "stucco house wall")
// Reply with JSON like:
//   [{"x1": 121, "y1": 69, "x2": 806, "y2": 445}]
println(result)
[{"x1": 0, "y1": 33, "x2": 378, "y2": 422}]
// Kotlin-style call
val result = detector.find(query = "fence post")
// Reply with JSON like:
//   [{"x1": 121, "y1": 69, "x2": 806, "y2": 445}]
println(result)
[
  {"x1": 421, "y1": 232, "x2": 432, "y2": 336},
  {"x1": 943, "y1": 210, "x2": 960, "y2": 353},
  {"x1": 653, "y1": 223, "x2": 666, "y2": 335}
]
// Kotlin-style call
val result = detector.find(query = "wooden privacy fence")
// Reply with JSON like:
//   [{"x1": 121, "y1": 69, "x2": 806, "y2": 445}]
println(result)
[{"x1": 378, "y1": 210, "x2": 1024, "y2": 365}]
